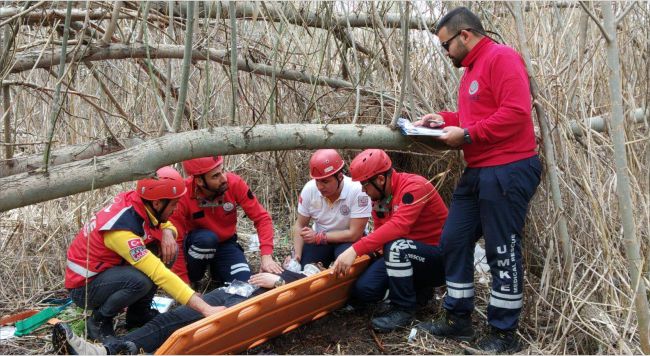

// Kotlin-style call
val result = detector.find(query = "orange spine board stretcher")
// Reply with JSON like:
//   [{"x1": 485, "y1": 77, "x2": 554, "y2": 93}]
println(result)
[{"x1": 155, "y1": 255, "x2": 371, "y2": 355}]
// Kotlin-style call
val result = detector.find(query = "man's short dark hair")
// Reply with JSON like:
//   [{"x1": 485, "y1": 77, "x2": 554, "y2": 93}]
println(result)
[{"x1": 435, "y1": 6, "x2": 485, "y2": 35}]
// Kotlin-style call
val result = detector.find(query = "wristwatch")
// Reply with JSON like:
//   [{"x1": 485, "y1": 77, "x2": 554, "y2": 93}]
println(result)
[
  {"x1": 274, "y1": 277, "x2": 286, "y2": 288},
  {"x1": 463, "y1": 128, "x2": 472, "y2": 144}
]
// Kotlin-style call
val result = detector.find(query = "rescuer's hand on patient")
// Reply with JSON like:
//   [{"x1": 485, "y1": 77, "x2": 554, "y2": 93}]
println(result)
[
  {"x1": 332, "y1": 247, "x2": 357, "y2": 277},
  {"x1": 413, "y1": 113, "x2": 444, "y2": 128},
  {"x1": 161, "y1": 228, "x2": 178, "y2": 266},
  {"x1": 187, "y1": 293, "x2": 226, "y2": 317},
  {"x1": 260, "y1": 254, "x2": 283, "y2": 274},
  {"x1": 249, "y1": 273, "x2": 280, "y2": 289}
]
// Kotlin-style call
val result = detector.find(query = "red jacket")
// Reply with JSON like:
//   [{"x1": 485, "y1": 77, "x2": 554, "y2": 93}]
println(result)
[
  {"x1": 171, "y1": 173, "x2": 274, "y2": 282},
  {"x1": 351, "y1": 171, "x2": 448, "y2": 256},
  {"x1": 65, "y1": 191, "x2": 163, "y2": 289},
  {"x1": 438, "y1": 37, "x2": 537, "y2": 168}
]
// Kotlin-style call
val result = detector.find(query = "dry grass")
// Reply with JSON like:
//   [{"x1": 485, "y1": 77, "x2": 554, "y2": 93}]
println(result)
[{"x1": 0, "y1": 1, "x2": 649, "y2": 354}]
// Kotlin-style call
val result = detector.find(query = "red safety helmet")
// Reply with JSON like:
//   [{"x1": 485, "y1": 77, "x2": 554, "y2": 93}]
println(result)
[
  {"x1": 136, "y1": 166, "x2": 187, "y2": 201},
  {"x1": 350, "y1": 149, "x2": 392, "y2": 182},
  {"x1": 310, "y1": 149, "x2": 345, "y2": 179},
  {"x1": 182, "y1": 156, "x2": 224, "y2": 176}
]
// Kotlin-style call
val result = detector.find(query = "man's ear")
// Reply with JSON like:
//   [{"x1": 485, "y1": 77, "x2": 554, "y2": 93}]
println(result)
[{"x1": 195, "y1": 175, "x2": 206, "y2": 188}]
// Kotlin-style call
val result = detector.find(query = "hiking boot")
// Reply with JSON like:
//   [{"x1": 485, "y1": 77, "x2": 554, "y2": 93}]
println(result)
[
  {"x1": 53, "y1": 322, "x2": 138, "y2": 355},
  {"x1": 370, "y1": 306, "x2": 414, "y2": 333},
  {"x1": 52, "y1": 322, "x2": 107, "y2": 355},
  {"x1": 468, "y1": 327, "x2": 521, "y2": 354},
  {"x1": 104, "y1": 339, "x2": 139, "y2": 355},
  {"x1": 417, "y1": 311, "x2": 474, "y2": 341},
  {"x1": 125, "y1": 308, "x2": 160, "y2": 329},
  {"x1": 86, "y1": 312, "x2": 115, "y2": 342}
]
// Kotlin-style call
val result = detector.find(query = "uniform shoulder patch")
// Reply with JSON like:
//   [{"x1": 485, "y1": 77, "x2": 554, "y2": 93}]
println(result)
[
  {"x1": 127, "y1": 238, "x2": 148, "y2": 262},
  {"x1": 247, "y1": 189, "x2": 255, "y2": 200},
  {"x1": 358, "y1": 196, "x2": 369, "y2": 207},
  {"x1": 402, "y1": 193, "x2": 414, "y2": 204}
]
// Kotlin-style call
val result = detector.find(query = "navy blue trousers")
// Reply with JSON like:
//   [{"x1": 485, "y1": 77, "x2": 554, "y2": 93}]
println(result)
[
  {"x1": 351, "y1": 239, "x2": 444, "y2": 310},
  {"x1": 383, "y1": 239, "x2": 445, "y2": 310},
  {"x1": 69, "y1": 266, "x2": 156, "y2": 319},
  {"x1": 300, "y1": 242, "x2": 352, "y2": 268},
  {"x1": 441, "y1": 156, "x2": 541, "y2": 330},
  {"x1": 183, "y1": 229, "x2": 251, "y2": 284}
]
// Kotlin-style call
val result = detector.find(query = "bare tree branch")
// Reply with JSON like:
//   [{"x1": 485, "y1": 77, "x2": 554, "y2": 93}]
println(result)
[
  {"x1": 10, "y1": 43, "x2": 397, "y2": 103},
  {"x1": 578, "y1": 1, "x2": 611, "y2": 42},
  {"x1": 172, "y1": 1, "x2": 195, "y2": 132},
  {"x1": 615, "y1": 1, "x2": 637, "y2": 25},
  {"x1": 0, "y1": 137, "x2": 143, "y2": 177},
  {"x1": 100, "y1": 1, "x2": 123, "y2": 45},
  {"x1": 0, "y1": 1, "x2": 46, "y2": 28}
]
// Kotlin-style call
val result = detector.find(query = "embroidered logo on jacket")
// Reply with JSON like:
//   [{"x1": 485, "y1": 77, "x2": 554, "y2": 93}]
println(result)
[
  {"x1": 469, "y1": 80, "x2": 479, "y2": 95},
  {"x1": 340, "y1": 204, "x2": 350, "y2": 216}
]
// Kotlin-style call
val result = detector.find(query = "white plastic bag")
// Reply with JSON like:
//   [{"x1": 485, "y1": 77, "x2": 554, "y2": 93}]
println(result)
[{"x1": 221, "y1": 280, "x2": 259, "y2": 298}]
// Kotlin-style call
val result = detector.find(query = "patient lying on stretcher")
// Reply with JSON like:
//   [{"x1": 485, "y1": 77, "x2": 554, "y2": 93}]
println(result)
[{"x1": 52, "y1": 262, "x2": 325, "y2": 355}]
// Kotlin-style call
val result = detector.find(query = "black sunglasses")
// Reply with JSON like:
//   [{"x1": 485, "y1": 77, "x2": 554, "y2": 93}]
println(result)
[{"x1": 441, "y1": 28, "x2": 474, "y2": 51}]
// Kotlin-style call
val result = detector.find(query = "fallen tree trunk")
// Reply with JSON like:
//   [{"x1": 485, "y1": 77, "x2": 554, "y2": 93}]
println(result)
[
  {"x1": 0, "y1": 124, "x2": 444, "y2": 212},
  {"x1": 0, "y1": 137, "x2": 143, "y2": 177}
]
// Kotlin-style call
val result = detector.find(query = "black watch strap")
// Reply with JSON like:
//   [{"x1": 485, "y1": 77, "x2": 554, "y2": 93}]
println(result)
[{"x1": 463, "y1": 128, "x2": 472, "y2": 144}]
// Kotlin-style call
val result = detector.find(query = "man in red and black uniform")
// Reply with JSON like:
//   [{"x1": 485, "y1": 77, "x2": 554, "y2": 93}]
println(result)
[
  {"x1": 333, "y1": 149, "x2": 448, "y2": 332},
  {"x1": 171, "y1": 156, "x2": 282, "y2": 288},
  {"x1": 65, "y1": 167, "x2": 223, "y2": 342},
  {"x1": 414, "y1": 7, "x2": 542, "y2": 353}
]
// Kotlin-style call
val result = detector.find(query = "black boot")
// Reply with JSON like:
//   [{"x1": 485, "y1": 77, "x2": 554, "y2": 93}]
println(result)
[
  {"x1": 125, "y1": 308, "x2": 160, "y2": 329},
  {"x1": 86, "y1": 312, "x2": 115, "y2": 342},
  {"x1": 468, "y1": 327, "x2": 521, "y2": 354},
  {"x1": 370, "y1": 306, "x2": 414, "y2": 332},
  {"x1": 416, "y1": 311, "x2": 474, "y2": 341},
  {"x1": 104, "y1": 339, "x2": 139, "y2": 355}
]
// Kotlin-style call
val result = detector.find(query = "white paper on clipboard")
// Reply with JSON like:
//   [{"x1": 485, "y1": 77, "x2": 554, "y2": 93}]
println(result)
[{"x1": 397, "y1": 118, "x2": 444, "y2": 137}]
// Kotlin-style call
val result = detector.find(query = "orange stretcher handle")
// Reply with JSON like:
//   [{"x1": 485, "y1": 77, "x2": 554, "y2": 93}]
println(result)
[{"x1": 156, "y1": 255, "x2": 371, "y2": 355}]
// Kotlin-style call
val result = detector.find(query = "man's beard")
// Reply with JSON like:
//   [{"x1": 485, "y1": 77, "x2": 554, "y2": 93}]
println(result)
[
  {"x1": 450, "y1": 43, "x2": 468, "y2": 68},
  {"x1": 451, "y1": 57, "x2": 463, "y2": 68},
  {"x1": 202, "y1": 180, "x2": 228, "y2": 196}
]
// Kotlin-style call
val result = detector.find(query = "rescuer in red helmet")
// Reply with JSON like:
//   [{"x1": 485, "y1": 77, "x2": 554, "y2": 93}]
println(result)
[
  {"x1": 170, "y1": 156, "x2": 282, "y2": 289},
  {"x1": 332, "y1": 149, "x2": 449, "y2": 333},
  {"x1": 64, "y1": 166, "x2": 224, "y2": 342},
  {"x1": 291, "y1": 149, "x2": 372, "y2": 268}
]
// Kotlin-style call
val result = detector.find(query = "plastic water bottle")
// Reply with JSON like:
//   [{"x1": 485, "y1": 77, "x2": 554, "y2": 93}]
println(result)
[
  {"x1": 284, "y1": 258, "x2": 302, "y2": 273},
  {"x1": 474, "y1": 244, "x2": 490, "y2": 284},
  {"x1": 301, "y1": 263, "x2": 320, "y2": 276}
]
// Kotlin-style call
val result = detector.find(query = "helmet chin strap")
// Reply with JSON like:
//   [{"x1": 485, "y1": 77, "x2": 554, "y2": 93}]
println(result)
[
  {"x1": 370, "y1": 171, "x2": 392, "y2": 202},
  {"x1": 145, "y1": 199, "x2": 170, "y2": 226}
]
